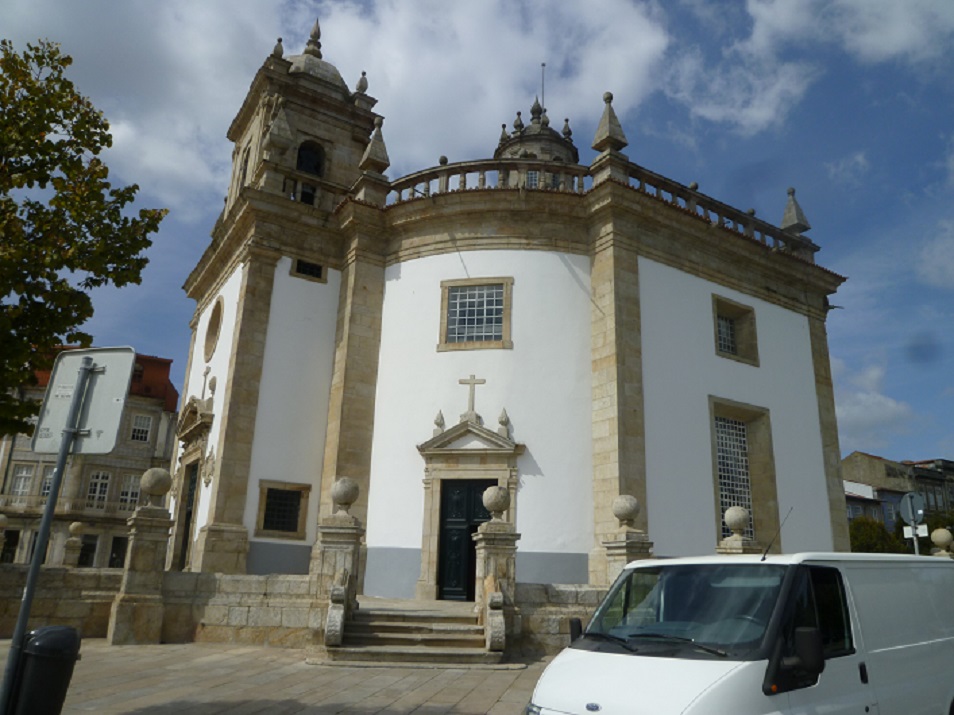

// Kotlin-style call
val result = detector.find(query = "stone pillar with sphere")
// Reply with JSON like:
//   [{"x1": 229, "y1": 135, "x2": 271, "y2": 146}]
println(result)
[
  {"x1": 601, "y1": 494, "x2": 653, "y2": 585},
  {"x1": 311, "y1": 477, "x2": 364, "y2": 646},
  {"x1": 716, "y1": 506, "x2": 762, "y2": 555},
  {"x1": 931, "y1": 528, "x2": 953, "y2": 559},
  {"x1": 473, "y1": 485, "x2": 520, "y2": 651},
  {"x1": 61, "y1": 522, "x2": 85, "y2": 568},
  {"x1": 107, "y1": 468, "x2": 173, "y2": 645}
]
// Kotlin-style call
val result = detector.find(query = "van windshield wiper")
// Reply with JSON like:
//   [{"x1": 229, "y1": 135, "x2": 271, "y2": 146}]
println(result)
[
  {"x1": 582, "y1": 631, "x2": 639, "y2": 652},
  {"x1": 628, "y1": 632, "x2": 728, "y2": 657}
]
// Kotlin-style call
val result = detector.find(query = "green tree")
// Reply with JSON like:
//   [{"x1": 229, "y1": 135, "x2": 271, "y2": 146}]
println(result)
[
  {"x1": 849, "y1": 516, "x2": 906, "y2": 553},
  {"x1": 0, "y1": 39, "x2": 166, "y2": 434}
]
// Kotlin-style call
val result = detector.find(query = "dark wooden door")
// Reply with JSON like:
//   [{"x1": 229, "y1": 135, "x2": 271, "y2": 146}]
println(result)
[
  {"x1": 176, "y1": 463, "x2": 199, "y2": 570},
  {"x1": 438, "y1": 479, "x2": 495, "y2": 601}
]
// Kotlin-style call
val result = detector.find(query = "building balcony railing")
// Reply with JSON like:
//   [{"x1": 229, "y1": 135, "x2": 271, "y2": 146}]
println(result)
[
  {"x1": 386, "y1": 157, "x2": 819, "y2": 262},
  {"x1": 0, "y1": 494, "x2": 147, "y2": 518}
]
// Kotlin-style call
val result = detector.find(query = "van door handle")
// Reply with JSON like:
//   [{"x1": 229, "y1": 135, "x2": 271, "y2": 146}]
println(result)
[{"x1": 859, "y1": 662, "x2": 869, "y2": 684}]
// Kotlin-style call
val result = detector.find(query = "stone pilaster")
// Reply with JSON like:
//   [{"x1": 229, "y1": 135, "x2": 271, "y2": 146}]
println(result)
[
  {"x1": 588, "y1": 212, "x2": 646, "y2": 585},
  {"x1": 108, "y1": 469, "x2": 173, "y2": 645},
  {"x1": 318, "y1": 232, "x2": 386, "y2": 530},
  {"x1": 808, "y1": 314, "x2": 850, "y2": 552},
  {"x1": 193, "y1": 247, "x2": 278, "y2": 573}
]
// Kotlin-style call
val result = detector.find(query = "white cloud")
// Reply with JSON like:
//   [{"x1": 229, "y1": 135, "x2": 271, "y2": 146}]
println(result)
[
  {"x1": 916, "y1": 220, "x2": 954, "y2": 288},
  {"x1": 832, "y1": 357, "x2": 914, "y2": 452},
  {"x1": 827, "y1": 0, "x2": 954, "y2": 65},
  {"x1": 825, "y1": 151, "x2": 870, "y2": 186}
]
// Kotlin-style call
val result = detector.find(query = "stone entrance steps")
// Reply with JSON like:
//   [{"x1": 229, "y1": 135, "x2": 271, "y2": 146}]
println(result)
[{"x1": 324, "y1": 597, "x2": 502, "y2": 666}]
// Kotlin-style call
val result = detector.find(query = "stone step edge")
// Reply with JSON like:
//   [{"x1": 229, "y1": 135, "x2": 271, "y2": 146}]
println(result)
[{"x1": 346, "y1": 621, "x2": 483, "y2": 633}]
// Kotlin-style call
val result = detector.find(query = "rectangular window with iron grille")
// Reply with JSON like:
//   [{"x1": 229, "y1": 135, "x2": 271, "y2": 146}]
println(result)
[
  {"x1": 712, "y1": 295, "x2": 759, "y2": 366},
  {"x1": 255, "y1": 480, "x2": 310, "y2": 540},
  {"x1": 715, "y1": 415, "x2": 755, "y2": 539},
  {"x1": 439, "y1": 278, "x2": 514, "y2": 351}
]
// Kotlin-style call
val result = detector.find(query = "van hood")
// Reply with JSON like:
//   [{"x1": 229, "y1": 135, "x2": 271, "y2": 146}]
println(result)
[{"x1": 531, "y1": 647, "x2": 745, "y2": 715}]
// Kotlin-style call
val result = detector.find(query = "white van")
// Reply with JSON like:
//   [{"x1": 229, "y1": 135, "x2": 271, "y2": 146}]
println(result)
[{"x1": 526, "y1": 553, "x2": 954, "y2": 715}]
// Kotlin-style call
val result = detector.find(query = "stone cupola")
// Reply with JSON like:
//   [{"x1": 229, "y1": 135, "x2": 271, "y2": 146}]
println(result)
[{"x1": 494, "y1": 97, "x2": 579, "y2": 164}]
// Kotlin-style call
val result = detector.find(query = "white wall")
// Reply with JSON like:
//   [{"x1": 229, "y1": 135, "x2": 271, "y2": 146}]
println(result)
[
  {"x1": 173, "y1": 265, "x2": 245, "y2": 532},
  {"x1": 366, "y1": 250, "x2": 594, "y2": 555},
  {"x1": 243, "y1": 258, "x2": 340, "y2": 543},
  {"x1": 639, "y1": 257, "x2": 834, "y2": 554}
]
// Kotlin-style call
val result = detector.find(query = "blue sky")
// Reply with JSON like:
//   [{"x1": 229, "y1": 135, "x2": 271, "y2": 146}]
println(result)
[{"x1": 4, "y1": 0, "x2": 953, "y2": 461}]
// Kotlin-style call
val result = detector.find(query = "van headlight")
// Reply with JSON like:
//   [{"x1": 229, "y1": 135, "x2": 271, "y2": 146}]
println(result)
[{"x1": 525, "y1": 704, "x2": 543, "y2": 715}]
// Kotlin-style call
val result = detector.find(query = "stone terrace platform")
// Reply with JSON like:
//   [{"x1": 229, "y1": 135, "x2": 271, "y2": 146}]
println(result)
[{"x1": 0, "y1": 638, "x2": 548, "y2": 714}]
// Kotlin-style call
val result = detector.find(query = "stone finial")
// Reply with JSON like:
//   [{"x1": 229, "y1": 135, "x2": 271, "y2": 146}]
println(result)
[
  {"x1": 541, "y1": 109, "x2": 550, "y2": 127},
  {"x1": 562, "y1": 117, "x2": 572, "y2": 141},
  {"x1": 331, "y1": 477, "x2": 360, "y2": 516},
  {"x1": 304, "y1": 18, "x2": 322, "y2": 59},
  {"x1": 592, "y1": 91, "x2": 628, "y2": 153},
  {"x1": 359, "y1": 116, "x2": 390, "y2": 174},
  {"x1": 781, "y1": 187, "x2": 811, "y2": 234},
  {"x1": 724, "y1": 505, "x2": 749, "y2": 539},
  {"x1": 689, "y1": 181, "x2": 698, "y2": 190},
  {"x1": 497, "y1": 408, "x2": 510, "y2": 438},
  {"x1": 513, "y1": 111, "x2": 524, "y2": 132},
  {"x1": 356, "y1": 70, "x2": 368, "y2": 94},
  {"x1": 140, "y1": 468, "x2": 172, "y2": 507},
  {"x1": 482, "y1": 486, "x2": 510, "y2": 521},
  {"x1": 931, "y1": 527, "x2": 953, "y2": 558},
  {"x1": 68, "y1": 521, "x2": 85, "y2": 538},
  {"x1": 498, "y1": 123, "x2": 510, "y2": 145},
  {"x1": 439, "y1": 155, "x2": 448, "y2": 165},
  {"x1": 530, "y1": 97, "x2": 543, "y2": 124},
  {"x1": 433, "y1": 410, "x2": 445, "y2": 436},
  {"x1": 272, "y1": 37, "x2": 284, "y2": 59},
  {"x1": 611, "y1": 495, "x2": 640, "y2": 529}
]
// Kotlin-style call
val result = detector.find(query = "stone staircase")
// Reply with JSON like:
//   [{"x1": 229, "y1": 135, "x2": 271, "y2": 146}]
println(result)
[{"x1": 323, "y1": 596, "x2": 503, "y2": 666}]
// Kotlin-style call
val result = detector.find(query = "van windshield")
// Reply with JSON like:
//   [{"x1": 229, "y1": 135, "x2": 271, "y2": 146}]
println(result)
[{"x1": 585, "y1": 564, "x2": 786, "y2": 658}]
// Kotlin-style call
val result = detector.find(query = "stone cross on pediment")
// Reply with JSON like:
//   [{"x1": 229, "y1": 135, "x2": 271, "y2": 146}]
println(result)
[{"x1": 459, "y1": 374, "x2": 485, "y2": 424}]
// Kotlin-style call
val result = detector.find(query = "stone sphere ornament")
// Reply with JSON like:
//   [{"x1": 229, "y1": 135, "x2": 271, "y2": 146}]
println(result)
[
  {"x1": 332, "y1": 477, "x2": 360, "y2": 515},
  {"x1": 68, "y1": 521, "x2": 85, "y2": 538},
  {"x1": 931, "y1": 527, "x2": 953, "y2": 554},
  {"x1": 611, "y1": 495, "x2": 640, "y2": 528},
  {"x1": 724, "y1": 506, "x2": 750, "y2": 538},
  {"x1": 482, "y1": 486, "x2": 510, "y2": 520},
  {"x1": 141, "y1": 468, "x2": 172, "y2": 507}
]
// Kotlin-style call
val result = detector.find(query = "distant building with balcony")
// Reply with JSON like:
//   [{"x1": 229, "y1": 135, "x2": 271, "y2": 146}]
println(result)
[{"x1": 0, "y1": 352, "x2": 178, "y2": 567}]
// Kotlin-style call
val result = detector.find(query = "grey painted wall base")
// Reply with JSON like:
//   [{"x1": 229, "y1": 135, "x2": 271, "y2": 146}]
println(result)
[
  {"x1": 247, "y1": 541, "x2": 311, "y2": 575},
  {"x1": 363, "y1": 548, "x2": 589, "y2": 600}
]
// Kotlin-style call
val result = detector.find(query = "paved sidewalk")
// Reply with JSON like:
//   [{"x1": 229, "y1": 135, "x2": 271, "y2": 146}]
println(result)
[{"x1": 0, "y1": 639, "x2": 547, "y2": 714}]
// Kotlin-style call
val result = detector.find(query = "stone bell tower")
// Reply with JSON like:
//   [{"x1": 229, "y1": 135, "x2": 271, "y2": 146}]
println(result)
[{"x1": 174, "y1": 19, "x2": 389, "y2": 574}]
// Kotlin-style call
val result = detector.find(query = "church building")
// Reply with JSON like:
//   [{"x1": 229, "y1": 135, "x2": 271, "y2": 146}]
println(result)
[{"x1": 170, "y1": 21, "x2": 849, "y2": 601}]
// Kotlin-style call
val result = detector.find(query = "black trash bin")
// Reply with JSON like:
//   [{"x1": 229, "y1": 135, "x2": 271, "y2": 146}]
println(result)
[{"x1": 10, "y1": 625, "x2": 81, "y2": 715}]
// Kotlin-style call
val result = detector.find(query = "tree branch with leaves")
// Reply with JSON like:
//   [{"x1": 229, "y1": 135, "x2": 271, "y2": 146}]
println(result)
[{"x1": 0, "y1": 39, "x2": 167, "y2": 434}]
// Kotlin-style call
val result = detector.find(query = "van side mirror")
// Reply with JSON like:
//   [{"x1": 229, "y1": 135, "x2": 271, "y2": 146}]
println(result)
[
  {"x1": 785, "y1": 627, "x2": 824, "y2": 675},
  {"x1": 569, "y1": 617, "x2": 583, "y2": 643}
]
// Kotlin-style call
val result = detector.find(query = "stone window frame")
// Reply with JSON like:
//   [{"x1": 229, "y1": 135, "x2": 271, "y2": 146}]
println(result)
[
  {"x1": 39, "y1": 465, "x2": 55, "y2": 501},
  {"x1": 118, "y1": 473, "x2": 141, "y2": 512},
  {"x1": 254, "y1": 479, "x2": 311, "y2": 540},
  {"x1": 10, "y1": 464, "x2": 34, "y2": 505},
  {"x1": 438, "y1": 277, "x2": 514, "y2": 352},
  {"x1": 712, "y1": 295, "x2": 759, "y2": 367},
  {"x1": 289, "y1": 257, "x2": 327, "y2": 284},
  {"x1": 708, "y1": 397, "x2": 780, "y2": 550}
]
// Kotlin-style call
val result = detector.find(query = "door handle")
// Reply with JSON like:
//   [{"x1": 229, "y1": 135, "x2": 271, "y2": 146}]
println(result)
[{"x1": 859, "y1": 661, "x2": 869, "y2": 684}]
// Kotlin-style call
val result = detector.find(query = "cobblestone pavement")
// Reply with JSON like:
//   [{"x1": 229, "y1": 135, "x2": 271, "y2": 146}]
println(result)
[{"x1": 0, "y1": 639, "x2": 548, "y2": 714}]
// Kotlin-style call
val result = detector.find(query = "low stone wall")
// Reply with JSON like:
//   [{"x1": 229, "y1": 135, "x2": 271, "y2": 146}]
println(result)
[
  {"x1": 0, "y1": 565, "x2": 122, "y2": 639},
  {"x1": 511, "y1": 583, "x2": 607, "y2": 656},
  {"x1": 161, "y1": 572, "x2": 326, "y2": 648}
]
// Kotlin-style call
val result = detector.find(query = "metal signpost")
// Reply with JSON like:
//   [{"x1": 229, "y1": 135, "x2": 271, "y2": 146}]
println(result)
[
  {"x1": 0, "y1": 347, "x2": 134, "y2": 715},
  {"x1": 899, "y1": 491, "x2": 927, "y2": 555}
]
